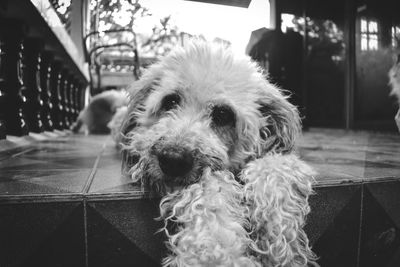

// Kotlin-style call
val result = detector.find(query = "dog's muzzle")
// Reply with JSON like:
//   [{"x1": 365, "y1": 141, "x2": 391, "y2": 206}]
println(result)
[{"x1": 157, "y1": 145, "x2": 194, "y2": 178}]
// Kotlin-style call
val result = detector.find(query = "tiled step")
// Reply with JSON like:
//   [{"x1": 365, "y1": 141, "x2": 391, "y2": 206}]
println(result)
[{"x1": 1, "y1": 130, "x2": 400, "y2": 267}]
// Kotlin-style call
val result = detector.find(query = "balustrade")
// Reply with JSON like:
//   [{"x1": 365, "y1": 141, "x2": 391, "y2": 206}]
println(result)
[
  {"x1": 0, "y1": 19, "x2": 29, "y2": 136},
  {"x1": 0, "y1": 31, "x2": 6, "y2": 139},
  {"x1": 0, "y1": 5, "x2": 88, "y2": 139}
]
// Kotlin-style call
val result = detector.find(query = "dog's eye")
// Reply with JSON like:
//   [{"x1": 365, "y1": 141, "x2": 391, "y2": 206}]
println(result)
[
  {"x1": 161, "y1": 93, "x2": 181, "y2": 111},
  {"x1": 211, "y1": 105, "x2": 235, "y2": 127}
]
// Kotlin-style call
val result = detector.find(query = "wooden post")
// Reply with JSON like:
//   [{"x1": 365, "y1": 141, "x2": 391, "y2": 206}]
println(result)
[
  {"x1": 269, "y1": 0, "x2": 281, "y2": 31},
  {"x1": 344, "y1": 0, "x2": 356, "y2": 130},
  {"x1": 69, "y1": 0, "x2": 87, "y2": 62}
]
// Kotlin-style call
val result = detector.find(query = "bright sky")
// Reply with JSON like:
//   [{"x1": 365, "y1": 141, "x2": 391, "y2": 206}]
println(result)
[{"x1": 136, "y1": 0, "x2": 270, "y2": 54}]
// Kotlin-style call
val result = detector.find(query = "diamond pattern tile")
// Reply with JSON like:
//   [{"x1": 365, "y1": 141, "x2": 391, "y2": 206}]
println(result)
[
  {"x1": 306, "y1": 185, "x2": 362, "y2": 267},
  {"x1": 359, "y1": 182, "x2": 400, "y2": 267},
  {"x1": 87, "y1": 199, "x2": 165, "y2": 267}
]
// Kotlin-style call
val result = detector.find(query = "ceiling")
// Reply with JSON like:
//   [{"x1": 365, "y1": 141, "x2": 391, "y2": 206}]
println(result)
[{"x1": 184, "y1": 0, "x2": 252, "y2": 8}]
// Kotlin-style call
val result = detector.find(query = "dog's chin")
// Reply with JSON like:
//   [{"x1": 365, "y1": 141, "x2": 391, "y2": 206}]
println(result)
[
  {"x1": 161, "y1": 175, "x2": 200, "y2": 194},
  {"x1": 163, "y1": 183, "x2": 184, "y2": 194}
]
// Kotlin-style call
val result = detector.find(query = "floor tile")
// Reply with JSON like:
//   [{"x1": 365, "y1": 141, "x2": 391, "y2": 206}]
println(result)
[
  {"x1": 87, "y1": 143, "x2": 140, "y2": 194},
  {"x1": 298, "y1": 129, "x2": 400, "y2": 184},
  {"x1": 0, "y1": 169, "x2": 91, "y2": 195}
]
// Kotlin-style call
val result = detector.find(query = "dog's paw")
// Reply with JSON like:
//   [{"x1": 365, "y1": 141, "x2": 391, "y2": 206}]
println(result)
[{"x1": 241, "y1": 154, "x2": 317, "y2": 267}]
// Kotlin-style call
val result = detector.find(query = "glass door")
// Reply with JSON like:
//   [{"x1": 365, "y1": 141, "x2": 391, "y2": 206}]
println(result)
[{"x1": 354, "y1": 0, "x2": 399, "y2": 130}]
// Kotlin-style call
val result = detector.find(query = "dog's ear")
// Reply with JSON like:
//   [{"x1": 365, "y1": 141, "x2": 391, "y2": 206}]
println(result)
[
  {"x1": 119, "y1": 69, "x2": 160, "y2": 140},
  {"x1": 119, "y1": 69, "x2": 160, "y2": 176},
  {"x1": 392, "y1": 53, "x2": 400, "y2": 64},
  {"x1": 257, "y1": 83, "x2": 301, "y2": 155}
]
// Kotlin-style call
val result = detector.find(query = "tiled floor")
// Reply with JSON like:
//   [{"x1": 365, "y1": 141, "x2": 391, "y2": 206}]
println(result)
[
  {"x1": 299, "y1": 128, "x2": 400, "y2": 185},
  {"x1": 1, "y1": 129, "x2": 400, "y2": 266}
]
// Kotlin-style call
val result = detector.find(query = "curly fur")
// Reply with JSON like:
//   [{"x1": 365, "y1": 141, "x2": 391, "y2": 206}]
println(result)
[
  {"x1": 119, "y1": 40, "x2": 317, "y2": 266},
  {"x1": 388, "y1": 55, "x2": 400, "y2": 131},
  {"x1": 242, "y1": 154, "x2": 316, "y2": 267},
  {"x1": 389, "y1": 56, "x2": 400, "y2": 102},
  {"x1": 160, "y1": 169, "x2": 260, "y2": 267}
]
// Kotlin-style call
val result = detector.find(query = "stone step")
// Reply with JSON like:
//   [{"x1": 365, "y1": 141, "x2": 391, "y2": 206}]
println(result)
[{"x1": 0, "y1": 129, "x2": 399, "y2": 266}]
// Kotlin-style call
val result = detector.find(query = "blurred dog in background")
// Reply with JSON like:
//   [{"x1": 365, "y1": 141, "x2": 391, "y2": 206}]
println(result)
[{"x1": 71, "y1": 89, "x2": 129, "y2": 135}]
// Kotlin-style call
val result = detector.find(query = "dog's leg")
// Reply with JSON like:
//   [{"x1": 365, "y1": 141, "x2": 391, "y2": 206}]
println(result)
[
  {"x1": 241, "y1": 154, "x2": 317, "y2": 267},
  {"x1": 108, "y1": 106, "x2": 128, "y2": 144},
  {"x1": 71, "y1": 110, "x2": 85, "y2": 133},
  {"x1": 160, "y1": 169, "x2": 260, "y2": 267}
]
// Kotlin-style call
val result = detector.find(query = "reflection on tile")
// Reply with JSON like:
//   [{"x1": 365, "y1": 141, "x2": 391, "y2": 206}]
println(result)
[
  {"x1": 298, "y1": 129, "x2": 400, "y2": 184},
  {"x1": 0, "y1": 169, "x2": 72, "y2": 180},
  {"x1": 0, "y1": 168, "x2": 91, "y2": 195},
  {"x1": 88, "y1": 145, "x2": 141, "y2": 194},
  {"x1": 87, "y1": 199, "x2": 165, "y2": 266},
  {"x1": 88, "y1": 169, "x2": 140, "y2": 194},
  {"x1": 0, "y1": 135, "x2": 106, "y2": 196},
  {"x1": 299, "y1": 130, "x2": 368, "y2": 184},
  {"x1": 0, "y1": 180, "x2": 71, "y2": 195},
  {"x1": 364, "y1": 135, "x2": 400, "y2": 179},
  {"x1": 0, "y1": 202, "x2": 85, "y2": 267},
  {"x1": 0, "y1": 147, "x2": 37, "y2": 161},
  {"x1": 0, "y1": 157, "x2": 75, "y2": 170},
  {"x1": 97, "y1": 146, "x2": 123, "y2": 169}
]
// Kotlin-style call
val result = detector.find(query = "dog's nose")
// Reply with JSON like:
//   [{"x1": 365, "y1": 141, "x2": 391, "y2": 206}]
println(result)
[{"x1": 157, "y1": 147, "x2": 193, "y2": 177}]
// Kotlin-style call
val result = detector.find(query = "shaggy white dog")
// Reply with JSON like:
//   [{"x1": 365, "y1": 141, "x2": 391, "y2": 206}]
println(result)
[{"x1": 117, "y1": 41, "x2": 317, "y2": 266}]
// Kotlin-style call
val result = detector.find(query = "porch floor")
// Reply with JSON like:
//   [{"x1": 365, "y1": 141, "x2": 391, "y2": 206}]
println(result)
[{"x1": 1, "y1": 128, "x2": 400, "y2": 267}]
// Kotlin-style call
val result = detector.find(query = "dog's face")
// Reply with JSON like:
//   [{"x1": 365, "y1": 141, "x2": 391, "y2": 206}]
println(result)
[{"x1": 121, "y1": 42, "x2": 300, "y2": 193}]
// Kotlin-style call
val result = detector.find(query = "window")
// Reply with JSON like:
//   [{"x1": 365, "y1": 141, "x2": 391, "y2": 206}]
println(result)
[
  {"x1": 281, "y1": 13, "x2": 306, "y2": 35},
  {"x1": 392, "y1": 26, "x2": 400, "y2": 48},
  {"x1": 360, "y1": 18, "x2": 378, "y2": 51}
]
